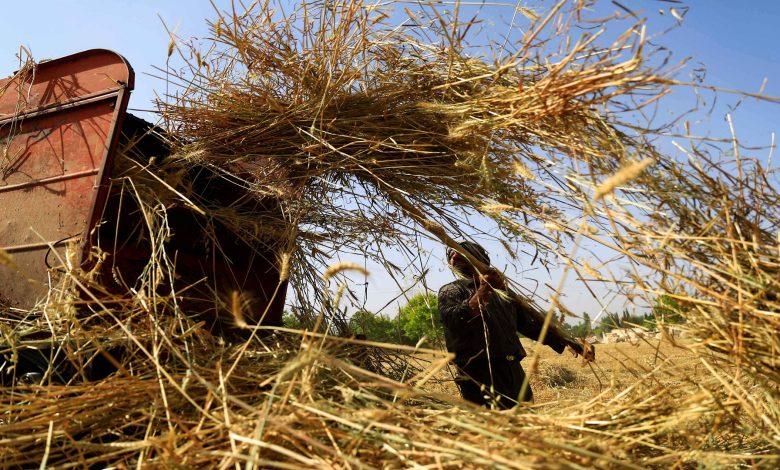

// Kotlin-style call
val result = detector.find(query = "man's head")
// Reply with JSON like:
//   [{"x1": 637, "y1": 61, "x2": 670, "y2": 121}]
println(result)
[{"x1": 447, "y1": 240, "x2": 490, "y2": 276}]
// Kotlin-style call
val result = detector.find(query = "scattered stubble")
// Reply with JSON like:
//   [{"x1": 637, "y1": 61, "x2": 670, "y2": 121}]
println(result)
[{"x1": 415, "y1": 338, "x2": 702, "y2": 409}]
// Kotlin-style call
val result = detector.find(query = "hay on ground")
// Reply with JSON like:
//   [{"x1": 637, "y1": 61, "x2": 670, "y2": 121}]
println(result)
[{"x1": 0, "y1": 1, "x2": 778, "y2": 468}]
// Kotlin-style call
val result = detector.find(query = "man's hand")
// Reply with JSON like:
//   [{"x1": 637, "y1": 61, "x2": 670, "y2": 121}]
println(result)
[
  {"x1": 468, "y1": 283, "x2": 493, "y2": 313},
  {"x1": 481, "y1": 268, "x2": 506, "y2": 291},
  {"x1": 566, "y1": 338, "x2": 596, "y2": 363},
  {"x1": 466, "y1": 269, "x2": 504, "y2": 314}
]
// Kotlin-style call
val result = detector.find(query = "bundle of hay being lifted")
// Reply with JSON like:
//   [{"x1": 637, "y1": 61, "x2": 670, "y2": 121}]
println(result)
[
  {"x1": 1, "y1": 0, "x2": 778, "y2": 468},
  {"x1": 160, "y1": 0, "x2": 669, "y2": 322}
]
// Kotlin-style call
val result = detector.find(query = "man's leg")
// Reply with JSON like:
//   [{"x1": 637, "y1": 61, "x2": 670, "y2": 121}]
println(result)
[
  {"x1": 491, "y1": 360, "x2": 533, "y2": 409},
  {"x1": 512, "y1": 360, "x2": 533, "y2": 403},
  {"x1": 455, "y1": 361, "x2": 490, "y2": 407},
  {"x1": 456, "y1": 360, "x2": 533, "y2": 409}
]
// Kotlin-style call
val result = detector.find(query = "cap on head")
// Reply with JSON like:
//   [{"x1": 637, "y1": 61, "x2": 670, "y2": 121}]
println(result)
[{"x1": 447, "y1": 240, "x2": 490, "y2": 266}]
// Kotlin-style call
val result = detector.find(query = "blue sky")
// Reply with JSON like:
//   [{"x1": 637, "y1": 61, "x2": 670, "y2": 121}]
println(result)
[
  {"x1": 2, "y1": 1, "x2": 779, "y2": 320},
  {"x1": 4, "y1": 1, "x2": 778, "y2": 132}
]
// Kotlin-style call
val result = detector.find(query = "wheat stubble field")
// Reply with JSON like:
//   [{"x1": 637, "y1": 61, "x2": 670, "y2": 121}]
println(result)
[{"x1": 417, "y1": 338, "x2": 702, "y2": 408}]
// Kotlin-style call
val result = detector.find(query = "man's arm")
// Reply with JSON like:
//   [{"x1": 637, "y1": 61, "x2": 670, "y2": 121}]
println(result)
[
  {"x1": 514, "y1": 299, "x2": 568, "y2": 354},
  {"x1": 513, "y1": 296, "x2": 595, "y2": 362},
  {"x1": 438, "y1": 282, "x2": 482, "y2": 328}
]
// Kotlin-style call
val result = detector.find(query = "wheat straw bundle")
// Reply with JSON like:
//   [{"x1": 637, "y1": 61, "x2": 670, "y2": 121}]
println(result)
[{"x1": 157, "y1": 0, "x2": 672, "y2": 316}]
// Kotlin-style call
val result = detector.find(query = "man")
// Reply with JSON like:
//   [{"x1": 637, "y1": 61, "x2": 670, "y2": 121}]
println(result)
[{"x1": 438, "y1": 240, "x2": 591, "y2": 409}]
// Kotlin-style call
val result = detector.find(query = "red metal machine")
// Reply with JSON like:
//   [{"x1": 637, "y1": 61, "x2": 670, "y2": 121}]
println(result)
[
  {"x1": 0, "y1": 50, "x2": 286, "y2": 332},
  {"x1": 0, "y1": 49, "x2": 132, "y2": 308}
]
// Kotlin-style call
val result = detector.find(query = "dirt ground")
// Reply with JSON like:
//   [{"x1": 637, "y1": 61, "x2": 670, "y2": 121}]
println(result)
[{"x1": 413, "y1": 337, "x2": 701, "y2": 408}]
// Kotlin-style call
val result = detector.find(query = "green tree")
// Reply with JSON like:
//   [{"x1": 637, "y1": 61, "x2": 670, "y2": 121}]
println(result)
[
  {"x1": 282, "y1": 310, "x2": 303, "y2": 329},
  {"x1": 597, "y1": 312, "x2": 621, "y2": 333},
  {"x1": 592, "y1": 309, "x2": 655, "y2": 334},
  {"x1": 348, "y1": 309, "x2": 399, "y2": 343},
  {"x1": 652, "y1": 295, "x2": 686, "y2": 325},
  {"x1": 397, "y1": 292, "x2": 442, "y2": 346},
  {"x1": 569, "y1": 312, "x2": 592, "y2": 338}
]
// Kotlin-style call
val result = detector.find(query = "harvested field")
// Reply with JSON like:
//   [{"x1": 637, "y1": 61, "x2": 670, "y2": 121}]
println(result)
[
  {"x1": 415, "y1": 338, "x2": 703, "y2": 408},
  {"x1": 525, "y1": 339, "x2": 700, "y2": 406}
]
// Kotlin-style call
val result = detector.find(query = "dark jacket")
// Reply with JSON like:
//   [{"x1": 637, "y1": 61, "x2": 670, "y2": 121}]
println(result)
[{"x1": 438, "y1": 278, "x2": 567, "y2": 366}]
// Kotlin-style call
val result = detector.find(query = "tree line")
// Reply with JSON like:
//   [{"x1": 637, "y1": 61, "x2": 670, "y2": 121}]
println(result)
[
  {"x1": 284, "y1": 292, "x2": 444, "y2": 346},
  {"x1": 284, "y1": 293, "x2": 686, "y2": 344},
  {"x1": 564, "y1": 294, "x2": 686, "y2": 339},
  {"x1": 348, "y1": 292, "x2": 443, "y2": 346}
]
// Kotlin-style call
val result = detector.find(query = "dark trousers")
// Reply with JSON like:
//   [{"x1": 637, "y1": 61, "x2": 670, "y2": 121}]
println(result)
[{"x1": 456, "y1": 358, "x2": 532, "y2": 409}]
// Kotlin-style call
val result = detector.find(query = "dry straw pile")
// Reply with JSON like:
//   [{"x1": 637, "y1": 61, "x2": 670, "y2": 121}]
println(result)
[{"x1": 1, "y1": 0, "x2": 778, "y2": 467}]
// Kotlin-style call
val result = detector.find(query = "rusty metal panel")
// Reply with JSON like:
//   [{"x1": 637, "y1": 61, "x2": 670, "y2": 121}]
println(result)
[{"x1": 0, "y1": 49, "x2": 133, "y2": 309}]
